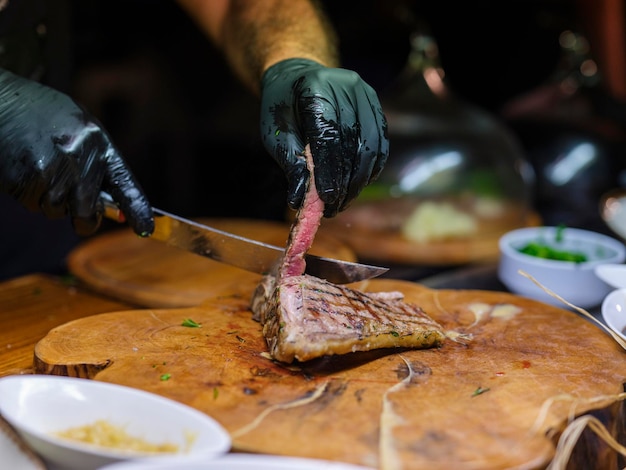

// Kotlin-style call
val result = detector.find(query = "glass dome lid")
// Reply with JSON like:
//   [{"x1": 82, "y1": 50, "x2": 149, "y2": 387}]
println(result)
[{"x1": 323, "y1": 32, "x2": 536, "y2": 264}]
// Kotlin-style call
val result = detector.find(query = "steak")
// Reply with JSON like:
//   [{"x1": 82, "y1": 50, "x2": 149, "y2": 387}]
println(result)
[{"x1": 250, "y1": 146, "x2": 445, "y2": 363}]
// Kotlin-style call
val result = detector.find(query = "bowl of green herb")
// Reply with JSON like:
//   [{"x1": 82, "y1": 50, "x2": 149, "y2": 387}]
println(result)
[{"x1": 498, "y1": 226, "x2": 626, "y2": 309}]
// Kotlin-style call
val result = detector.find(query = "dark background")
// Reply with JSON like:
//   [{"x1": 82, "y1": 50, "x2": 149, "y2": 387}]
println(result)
[
  {"x1": 64, "y1": 0, "x2": 581, "y2": 219},
  {"x1": 2, "y1": 0, "x2": 626, "y2": 279}
]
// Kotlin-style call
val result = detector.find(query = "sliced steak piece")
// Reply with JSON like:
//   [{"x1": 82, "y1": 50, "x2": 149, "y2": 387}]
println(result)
[
  {"x1": 255, "y1": 273, "x2": 445, "y2": 363},
  {"x1": 250, "y1": 145, "x2": 445, "y2": 363}
]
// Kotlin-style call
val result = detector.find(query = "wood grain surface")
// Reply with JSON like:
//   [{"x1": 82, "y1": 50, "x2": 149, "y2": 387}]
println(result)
[
  {"x1": 0, "y1": 274, "x2": 134, "y2": 377},
  {"x1": 34, "y1": 278, "x2": 626, "y2": 469},
  {"x1": 67, "y1": 218, "x2": 357, "y2": 308}
]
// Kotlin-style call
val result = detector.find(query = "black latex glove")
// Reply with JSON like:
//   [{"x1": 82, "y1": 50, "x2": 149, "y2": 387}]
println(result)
[
  {"x1": 260, "y1": 58, "x2": 389, "y2": 218},
  {"x1": 0, "y1": 68, "x2": 154, "y2": 237}
]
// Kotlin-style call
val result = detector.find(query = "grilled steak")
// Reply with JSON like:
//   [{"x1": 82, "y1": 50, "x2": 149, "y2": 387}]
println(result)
[{"x1": 250, "y1": 146, "x2": 445, "y2": 363}]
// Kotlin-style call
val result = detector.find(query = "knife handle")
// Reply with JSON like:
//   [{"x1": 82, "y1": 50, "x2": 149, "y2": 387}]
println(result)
[{"x1": 100, "y1": 192, "x2": 126, "y2": 223}]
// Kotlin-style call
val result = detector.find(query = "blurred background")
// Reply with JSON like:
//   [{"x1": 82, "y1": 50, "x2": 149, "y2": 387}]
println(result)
[
  {"x1": 60, "y1": 0, "x2": 626, "y2": 218},
  {"x1": 2, "y1": 0, "x2": 626, "y2": 278}
]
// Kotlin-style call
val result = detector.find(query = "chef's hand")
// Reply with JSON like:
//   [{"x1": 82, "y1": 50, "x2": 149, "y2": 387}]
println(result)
[
  {"x1": 260, "y1": 58, "x2": 389, "y2": 218},
  {"x1": 0, "y1": 68, "x2": 154, "y2": 237}
]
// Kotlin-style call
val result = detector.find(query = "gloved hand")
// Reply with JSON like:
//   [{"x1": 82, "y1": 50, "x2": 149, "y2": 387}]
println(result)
[
  {"x1": 0, "y1": 68, "x2": 154, "y2": 237},
  {"x1": 260, "y1": 58, "x2": 389, "y2": 218}
]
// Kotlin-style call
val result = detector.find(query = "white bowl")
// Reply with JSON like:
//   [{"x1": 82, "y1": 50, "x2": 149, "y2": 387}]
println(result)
[
  {"x1": 99, "y1": 453, "x2": 374, "y2": 470},
  {"x1": 594, "y1": 263, "x2": 626, "y2": 289},
  {"x1": 601, "y1": 288, "x2": 626, "y2": 341},
  {"x1": 0, "y1": 375, "x2": 231, "y2": 470},
  {"x1": 498, "y1": 226, "x2": 626, "y2": 309}
]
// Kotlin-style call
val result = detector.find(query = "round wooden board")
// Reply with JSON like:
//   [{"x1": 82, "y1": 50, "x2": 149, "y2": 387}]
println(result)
[
  {"x1": 318, "y1": 206, "x2": 541, "y2": 266},
  {"x1": 67, "y1": 218, "x2": 357, "y2": 308},
  {"x1": 34, "y1": 279, "x2": 626, "y2": 470}
]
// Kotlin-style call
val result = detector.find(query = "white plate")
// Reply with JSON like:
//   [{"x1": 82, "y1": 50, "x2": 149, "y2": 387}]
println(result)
[
  {"x1": 601, "y1": 288, "x2": 626, "y2": 341},
  {"x1": 0, "y1": 375, "x2": 231, "y2": 470},
  {"x1": 99, "y1": 453, "x2": 375, "y2": 470}
]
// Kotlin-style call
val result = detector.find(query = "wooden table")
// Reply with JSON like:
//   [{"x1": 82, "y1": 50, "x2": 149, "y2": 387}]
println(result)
[
  {"x1": 0, "y1": 273, "x2": 134, "y2": 377},
  {"x1": 2, "y1": 272, "x2": 625, "y2": 469}
]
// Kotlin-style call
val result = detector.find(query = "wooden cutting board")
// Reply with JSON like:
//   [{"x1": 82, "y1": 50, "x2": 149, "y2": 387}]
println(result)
[
  {"x1": 34, "y1": 278, "x2": 626, "y2": 469},
  {"x1": 67, "y1": 218, "x2": 357, "y2": 308}
]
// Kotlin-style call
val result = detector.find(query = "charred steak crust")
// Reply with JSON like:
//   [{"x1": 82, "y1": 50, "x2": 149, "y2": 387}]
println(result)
[
  {"x1": 257, "y1": 274, "x2": 445, "y2": 363},
  {"x1": 250, "y1": 145, "x2": 445, "y2": 363}
]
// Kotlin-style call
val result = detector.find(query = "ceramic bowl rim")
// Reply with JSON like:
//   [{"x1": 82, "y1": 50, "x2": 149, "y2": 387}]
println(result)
[{"x1": 601, "y1": 288, "x2": 626, "y2": 341}]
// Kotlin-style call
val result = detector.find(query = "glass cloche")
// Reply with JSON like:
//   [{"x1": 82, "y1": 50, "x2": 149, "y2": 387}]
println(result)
[{"x1": 322, "y1": 33, "x2": 536, "y2": 265}]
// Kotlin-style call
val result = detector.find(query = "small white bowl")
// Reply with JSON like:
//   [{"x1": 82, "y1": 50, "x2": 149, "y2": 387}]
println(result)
[
  {"x1": 601, "y1": 288, "x2": 626, "y2": 341},
  {"x1": 99, "y1": 453, "x2": 375, "y2": 470},
  {"x1": 0, "y1": 375, "x2": 231, "y2": 470},
  {"x1": 498, "y1": 226, "x2": 626, "y2": 309},
  {"x1": 594, "y1": 263, "x2": 626, "y2": 289}
]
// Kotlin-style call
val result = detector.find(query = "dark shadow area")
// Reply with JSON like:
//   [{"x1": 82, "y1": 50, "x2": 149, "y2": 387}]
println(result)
[{"x1": 3, "y1": 0, "x2": 625, "y2": 280}]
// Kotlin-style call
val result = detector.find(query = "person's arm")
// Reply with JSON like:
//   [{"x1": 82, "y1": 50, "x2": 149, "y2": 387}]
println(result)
[
  {"x1": 177, "y1": 0, "x2": 389, "y2": 218},
  {"x1": 176, "y1": 0, "x2": 339, "y2": 93}
]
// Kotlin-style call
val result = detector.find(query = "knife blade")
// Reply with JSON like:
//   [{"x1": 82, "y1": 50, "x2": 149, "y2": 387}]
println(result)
[{"x1": 100, "y1": 192, "x2": 388, "y2": 284}]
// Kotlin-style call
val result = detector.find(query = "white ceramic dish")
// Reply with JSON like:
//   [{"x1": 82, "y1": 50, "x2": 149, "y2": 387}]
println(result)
[
  {"x1": 0, "y1": 414, "x2": 46, "y2": 470},
  {"x1": 601, "y1": 288, "x2": 626, "y2": 341},
  {"x1": 594, "y1": 263, "x2": 626, "y2": 289},
  {"x1": 498, "y1": 226, "x2": 626, "y2": 309},
  {"x1": 99, "y1": 453, "x2": 375, "y2": 470},
  {"x1": 0, "y1": 375, "x2": 231, "y2": 470}
]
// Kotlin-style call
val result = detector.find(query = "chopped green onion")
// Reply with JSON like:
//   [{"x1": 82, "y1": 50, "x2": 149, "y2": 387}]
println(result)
[{"x1": 518, "y1": 242, "x2": 587, "y2": 262}]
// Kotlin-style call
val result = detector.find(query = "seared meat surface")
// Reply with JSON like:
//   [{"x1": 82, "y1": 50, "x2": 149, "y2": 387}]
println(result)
[
  {"x1": 252, "y1": 273, "x2": 445, "y2": 363},
  {"x1": 250, "y1": 146, "x2": 445, "y2": 363}
]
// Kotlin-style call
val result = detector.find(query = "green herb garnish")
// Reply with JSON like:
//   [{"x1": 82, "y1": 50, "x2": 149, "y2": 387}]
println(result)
[
  {"x1": 517, "y1": 225, "x2": 588, "y2": 263},
  {"x1": 518, "y1": 242, "x2": 587, "y2": 262},
  {"x1": 555, "y1": 223, "x2": 566, "y2": 242},
  {"x1": 181, "y1": 318, "x2": 201, "y2": 328},
  {"x1": 472, "y1": 386, "x2": 490, "y2": 397},
  {"x1": 160, "y1": 373, "x2": 171, "y2": 381}
]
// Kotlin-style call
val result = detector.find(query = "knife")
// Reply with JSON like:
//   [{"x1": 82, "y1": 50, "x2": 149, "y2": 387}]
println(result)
[{"x1": 100, "y1": 192, "x2": 388, "y2": 284}]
